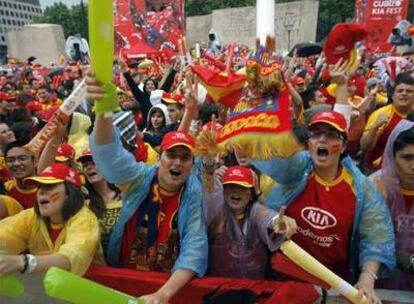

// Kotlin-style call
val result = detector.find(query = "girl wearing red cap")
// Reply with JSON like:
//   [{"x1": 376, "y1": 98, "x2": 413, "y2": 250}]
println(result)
[
  {"x1": 0, "y1": 163, "x2": 101, "y2": 276},
  {"x1": 203, "y1": 165, "x2": 297, "y2": 279}
]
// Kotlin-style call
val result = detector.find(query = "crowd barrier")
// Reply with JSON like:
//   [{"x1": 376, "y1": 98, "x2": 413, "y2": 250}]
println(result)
[{"x1": 0, "y1": 265, "x2": 413, "y2": 303}]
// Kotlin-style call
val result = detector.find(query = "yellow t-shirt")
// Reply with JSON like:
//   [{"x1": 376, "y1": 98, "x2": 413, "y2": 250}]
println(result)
[
  {"x1": 100, "y1": 199, "x2": 122, "y2": 255},
  {"x1": 0, "y1": 195, "x2": 23, "y2": 217}
]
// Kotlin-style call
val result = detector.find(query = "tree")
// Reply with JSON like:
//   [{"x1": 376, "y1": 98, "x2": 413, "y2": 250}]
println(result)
[{"x1": 33, "y1": 1, "x2": 88, "y2": 40}]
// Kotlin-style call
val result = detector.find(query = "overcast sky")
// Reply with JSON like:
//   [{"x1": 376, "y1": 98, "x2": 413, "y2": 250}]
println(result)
[{"x1": 39, "y1": 0, "x2": 88, "y2": 8}]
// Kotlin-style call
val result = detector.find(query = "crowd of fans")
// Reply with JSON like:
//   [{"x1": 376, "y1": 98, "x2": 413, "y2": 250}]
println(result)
[{"x1": 0, "y1": 38, "x2": 412, "y2": 304}]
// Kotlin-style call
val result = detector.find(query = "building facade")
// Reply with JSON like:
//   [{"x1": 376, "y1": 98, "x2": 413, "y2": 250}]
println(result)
[{"x1": 0, "y1": 0, "x2": 42, "y2": 63}]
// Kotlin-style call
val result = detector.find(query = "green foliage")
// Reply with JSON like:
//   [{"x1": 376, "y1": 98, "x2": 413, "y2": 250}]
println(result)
[{"x1": 33, "y1": 1, "x2": 88, "y2": 40}]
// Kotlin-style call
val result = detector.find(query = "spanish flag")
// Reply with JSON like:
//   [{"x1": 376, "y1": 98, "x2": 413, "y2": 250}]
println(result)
[{"x1": 192, "y1": 65, "x2": 247, "y2": 109}]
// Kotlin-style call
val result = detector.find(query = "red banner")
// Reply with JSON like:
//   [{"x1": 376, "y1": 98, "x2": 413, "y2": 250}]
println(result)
[
  {"x1": 355, "y1": 0, "x2": 409, "y2": 53},
  {"x1": 114, "y1": 0, "x2": 185, "y2": 60},
  {"x1": 85, "y1": 265, "x2": 320, "y2": 304}
]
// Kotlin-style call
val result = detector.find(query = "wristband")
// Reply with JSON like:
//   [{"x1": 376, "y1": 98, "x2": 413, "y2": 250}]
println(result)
[
  {"x1": 20, "y1": 254, "x2": 28, "y2": 274},
  {"x1": 269, "y1": 214, "x2": 279, "y2": 229},
  {"x1": 362, "y1": 267, "x2": 378, "y2": 281}
]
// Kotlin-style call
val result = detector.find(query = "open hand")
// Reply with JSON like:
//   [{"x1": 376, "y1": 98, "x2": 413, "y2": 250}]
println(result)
[{"x1": 329, "y1": 58, "x2": 349, "y2": 86}]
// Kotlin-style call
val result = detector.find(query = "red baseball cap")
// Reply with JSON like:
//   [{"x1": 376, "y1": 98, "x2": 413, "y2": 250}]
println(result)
[
  {"x1": 309, "y1": 110, "x2": 347, "y2": 133},
  {"x1": 160, "y1": 131, "x2": 195, "y2": 152},
  {"x1": 55, "y1": 143, "x2": 75, "y2": 162},
  {"x1": 76, "y1": 148, "x2": 93, "y2": 163},
  {"x1": 324, "y1": 23, "x2": 367, "y2": 65},
  {"x1": 291, "y1": 76, "x2": 305, "y2": 86},
  {"x1": 222, "y1": 166, "x2": 255, "y2": 188},
  {"x1": 0, "y1": 92, "x2": 12, "y2": 101},
  {"x1": 321, "y1": 70, "x2": 330, "y2": 82},
  {"x1": 25, "y1": 163, "x2": 82, "y2": 187}
]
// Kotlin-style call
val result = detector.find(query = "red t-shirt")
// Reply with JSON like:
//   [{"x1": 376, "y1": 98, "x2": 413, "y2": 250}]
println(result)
[
  {"x1": 402, "y1": 189, "x2": 414, "y2": 214},
  {"x1": 48, "y1": 224, "x2": 63, "y2": 244},
  {"x1": 4, "y1": 180, "x2": 37, "y2": 209},
  {"x1": 285, "y1": 167, "x2": 356, "y2": 279}
]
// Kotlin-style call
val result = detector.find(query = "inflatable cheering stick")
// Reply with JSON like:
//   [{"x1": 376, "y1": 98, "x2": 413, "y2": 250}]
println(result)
[
  {"x1": 88, "y1": 0, "x2": 119, "y2": 115},
  {"x1": 44, "y1": 267, "x2": 144, "y2": 304},
  {"x1": 0, "y1": 275, "x2": 24, "y2": 298}
]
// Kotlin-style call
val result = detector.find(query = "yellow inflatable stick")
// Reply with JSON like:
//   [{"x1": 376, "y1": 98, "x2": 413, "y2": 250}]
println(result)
[
  {"x1": 88, "y1": 0, "x2": 119, "y2": 115},
  {"x1": 281, "y1": 240, "x2": 366, "y2": 304}
]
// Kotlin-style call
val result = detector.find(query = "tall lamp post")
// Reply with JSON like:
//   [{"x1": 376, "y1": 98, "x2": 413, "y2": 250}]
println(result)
[
  {"x1": 256, "y1": 0, "x2": 275, "y2": 45},
  {"x1": 283, "y1": 13, "x2": 296, "y2": 52}
]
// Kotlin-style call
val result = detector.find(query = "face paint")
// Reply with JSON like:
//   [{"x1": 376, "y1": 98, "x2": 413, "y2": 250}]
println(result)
[
  {"x1": 50, "y1": 192, "x2": 61, "y2": 203},
  {"x1": 328, "y1": 142, "x2": 342, "y2": 155}
]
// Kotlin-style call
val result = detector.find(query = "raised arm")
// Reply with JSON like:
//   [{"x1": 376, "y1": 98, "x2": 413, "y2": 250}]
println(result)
[
  {"x1": 178, "y1": 70, "x2": 199, "y2": 133},
  {"x1": 37, "y1": 122, "x2": 69, "y2": 174},
  {"x1": 86, "y1": 72, "x2": 151, "y2": 186}
]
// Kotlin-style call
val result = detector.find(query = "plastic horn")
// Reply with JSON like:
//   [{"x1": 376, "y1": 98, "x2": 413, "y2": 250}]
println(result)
[
  {"x1": 178, "y1": 38, "x2": 186, "y2": 66},
  {"x1": 88, "y1": 0, "x2": 118, "y2": 115},
  {"x1": 23, "y1": 79, "x2": 86, "y2": 158},
  {"x1": 280, "y1": 240, "x2": 366, "y2": 304},
  {"x1": 0, "y1": 275, "x2": 24, "y2": 297},
  {"x1": 44, "y1": 267, "x2": 144, "y2": 304},
  {"x1": 226, "y1": 44, "x2": 235, "y2": 73},
  {"x1": 195, "y1": 43, "x2": 201, "y2": 59}
]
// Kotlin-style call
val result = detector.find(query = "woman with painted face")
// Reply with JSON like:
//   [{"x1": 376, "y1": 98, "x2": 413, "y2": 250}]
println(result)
[
  {"x1": 370, "y1": 120, "x2": 414, "y2": 291},
  {"x1": 0, "y1": 163, "x2": 101, "y2": 276},
  {"x1": 77, "y1": 148, "x2": 122, "y2": 262},
  {"x1": 253, "y1": 63, "x2": 395, "y2": 303},
  {"x1": 203, "y1": 165, "x2": 297, "y2": 279}
]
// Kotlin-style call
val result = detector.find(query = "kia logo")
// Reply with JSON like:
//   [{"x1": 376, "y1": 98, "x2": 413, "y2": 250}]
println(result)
[{"x1": 301, "y1": 207, "x2": 337, "y2": 230}]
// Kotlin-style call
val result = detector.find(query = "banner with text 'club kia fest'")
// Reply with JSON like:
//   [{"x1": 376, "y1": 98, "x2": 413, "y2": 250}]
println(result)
[
  {"x1": 355, "y1": 0, "x2": 409, "y2": 53},
  {"x1": 114, "y1": 0, "x2": 185, "y2": 60}
]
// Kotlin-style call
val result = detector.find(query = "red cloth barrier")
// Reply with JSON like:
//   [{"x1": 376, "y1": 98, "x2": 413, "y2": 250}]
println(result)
[{"x1": 85, "y1": 265, "x2": 320, "y2": 303}]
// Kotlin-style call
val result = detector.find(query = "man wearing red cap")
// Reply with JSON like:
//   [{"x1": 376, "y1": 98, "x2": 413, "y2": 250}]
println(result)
[
  {"x1": 88, "y1": 75, "x2": 207, "y2": 304},
  {"x1": 360, "y1": 72, "x2": 414, "y2": 172},
  {"x1": 204, "y1": 165, "x2": 297, "y2": 279},
  {"x1": 253, "y1": 63, "x2": 395, "y2": 303}
]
